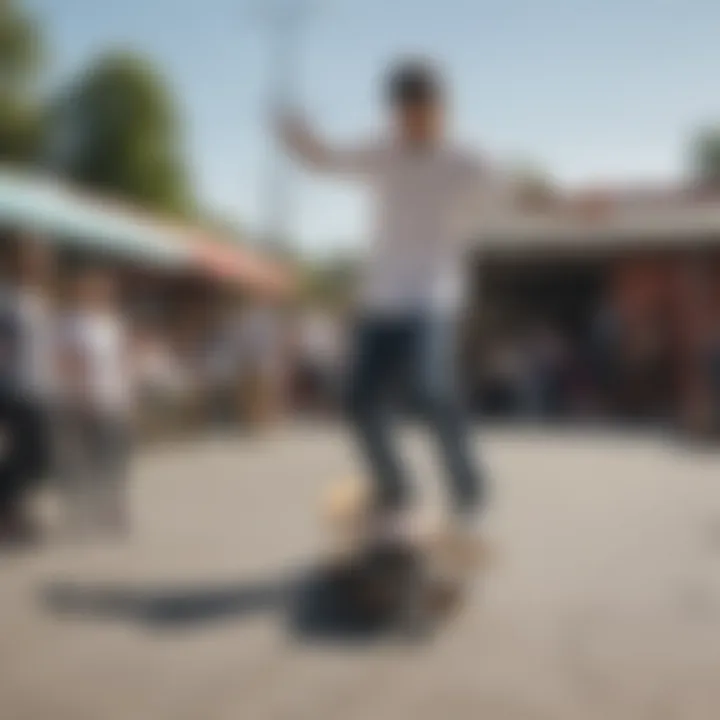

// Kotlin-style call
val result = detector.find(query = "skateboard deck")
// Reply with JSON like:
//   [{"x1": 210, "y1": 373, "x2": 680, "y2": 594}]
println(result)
[{"x1": 317, "y1": 477, "x2": 488, "y2": 636}]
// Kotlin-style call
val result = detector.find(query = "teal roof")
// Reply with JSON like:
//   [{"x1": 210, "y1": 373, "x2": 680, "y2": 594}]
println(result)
[{"x1": 0, "y1": 169, "x2": 191, "y2": 267}]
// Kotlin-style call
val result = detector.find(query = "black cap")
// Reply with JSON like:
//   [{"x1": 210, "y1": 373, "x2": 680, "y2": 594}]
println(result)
[{"x1": 386, "y1": 59, "x2": 444, "y2": 106}]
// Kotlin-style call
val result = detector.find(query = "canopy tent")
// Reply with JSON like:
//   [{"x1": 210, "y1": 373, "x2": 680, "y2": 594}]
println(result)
[
  {"x1": 0, "y1": 169, "x2": 191, "y2": 267},
  {"x1": 187, "y1": 232, "x2": 296, "y2": 298},
  {"x1": 0, "y1": 168, "x2": 296, "y2": 298}
]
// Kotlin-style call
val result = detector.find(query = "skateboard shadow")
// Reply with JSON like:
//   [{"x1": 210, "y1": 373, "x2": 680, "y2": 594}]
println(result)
[
  {"x1": 41, "y1": 576, "x2": 289, "y2": 628},
  {"x1": 39, "y1": 565, "x2": 398, "y2": 644}
]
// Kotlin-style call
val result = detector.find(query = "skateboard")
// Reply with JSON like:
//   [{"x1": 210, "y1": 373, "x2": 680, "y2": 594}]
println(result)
[{"x1": 317, "y1": 477, "x2": 488, "y2": 636}]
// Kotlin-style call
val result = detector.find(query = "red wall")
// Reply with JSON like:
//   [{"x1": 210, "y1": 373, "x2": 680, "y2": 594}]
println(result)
[{"x1": 611, "y1": 253, "x2": 719, "y2": 424}]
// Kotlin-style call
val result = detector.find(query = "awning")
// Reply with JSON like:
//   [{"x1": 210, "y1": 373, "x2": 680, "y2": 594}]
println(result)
[
  {"x1": 188, "y1": 233, "x2": 295, "y2": 298},
  {"x1": 0, "y1": 169, "x2": 190, "y2": 267},
  {"x1": 0, "y1": 168, "x2": 296, "y2": 294},
  {"x1": 473, "y1": 186, "x2": 720, "y2": 256}
]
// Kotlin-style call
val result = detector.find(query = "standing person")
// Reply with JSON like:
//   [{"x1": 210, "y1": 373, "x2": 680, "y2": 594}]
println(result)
[
  {"x1": 278, "y1": 59, "x2": 516, "y2": 536},
  {"x1": 204, "y1": 306, "x2": 244, "y2": 427},
  {"x1": 0, "y1": 235, "x2": 56, "y2": 543},
  {"x1": 296, "y1": 307, "x2": 345, "y2": 414},
  {"x1": 56, "y1": 269, "x2": 133, "y2": 537},
  {"x1": 590, "y1": 300, "x2": 620, "y2": 417},
  {"x1": 238, "y1": 298, "x2": 287, "y2": 427},
  {"x1": 527, "y1": 322, "x2": 569, "y2": 419}
]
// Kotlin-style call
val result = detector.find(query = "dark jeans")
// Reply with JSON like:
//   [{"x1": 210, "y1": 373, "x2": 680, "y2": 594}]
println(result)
[
  {"x1": 345, "y1": 314, "x2": 484, "y2": 514},
  {"x1": 0, "y1": 390, "x2": 52, "y2": 516}
]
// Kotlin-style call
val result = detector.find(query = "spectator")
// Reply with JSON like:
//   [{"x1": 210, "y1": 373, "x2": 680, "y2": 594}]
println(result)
[
  {"x1": 133, "y1": 324, "x2": 193, "y2": 437},
  {"x1": 295, "y1": 308, "x2": 346, "y2": 414},
  {"x1": 0, "y1": 235, "x2": 56, "y2": 543},
  {"x1": 56, "y1": 269, "x2": 134, "y2": 537},
  {"x1": 484, "y1": 335, "x2": 528, "y2": 417},
  {"x1": 237, "y1": 300, "x2": 287, "y2": 427},
  {"x1": 203, "y1": 308, "x2": 244, "y2": 426},
  {"x1": 590, "y1": 300, "x2": 621, "y2": 416},
  {"x1": 135, "y1": 325, "x2": 188, "y2": 401},
  {"x1": 526, "y1": 323, "x2": 569, "y2": 419}
]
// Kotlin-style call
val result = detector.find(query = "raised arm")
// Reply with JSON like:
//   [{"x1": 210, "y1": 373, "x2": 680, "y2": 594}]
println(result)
[{"x1": 276, "y1": 110, "x2": 381, "y2": 177}]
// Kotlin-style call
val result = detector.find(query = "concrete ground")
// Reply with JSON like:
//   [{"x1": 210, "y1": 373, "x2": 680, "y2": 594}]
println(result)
[{"x1": 1, "y1": 425, "x2": 720, "y2": 720}]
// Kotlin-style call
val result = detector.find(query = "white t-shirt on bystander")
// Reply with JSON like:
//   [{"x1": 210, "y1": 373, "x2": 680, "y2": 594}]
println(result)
[
  {"x1": 239, "y1": 305, "x2": 285, "y2": 378},
  {"x1": 58, "y1": 311, "x2": 132, "y2": 417}
]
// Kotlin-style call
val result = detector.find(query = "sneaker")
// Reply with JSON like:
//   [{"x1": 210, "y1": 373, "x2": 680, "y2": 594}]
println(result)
[{"x1": 446, "y1": 510, "x2": 490, "y2": 562}]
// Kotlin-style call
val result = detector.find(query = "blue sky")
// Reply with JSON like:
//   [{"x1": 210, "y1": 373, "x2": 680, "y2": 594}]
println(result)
[{"x1": 29, "y1": 0, "x2": 720, "y2": 254}]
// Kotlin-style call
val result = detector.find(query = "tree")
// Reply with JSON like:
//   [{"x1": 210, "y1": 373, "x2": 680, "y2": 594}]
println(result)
[
  {"x1": 690, "y1": 127, "x2": 720, "y2": 188},
  {"x1": 300, "y1": 253, "x2": 359, "y2": 307},
  {"x1": 198, "y1": 212, "x2": 245, "y2": 244},
  {"x1": 0, "y1": 0, "x2": 44, "y2": 163},
  {"x1": 51, "y1": 51, "x2": 194, "y2": 216}
]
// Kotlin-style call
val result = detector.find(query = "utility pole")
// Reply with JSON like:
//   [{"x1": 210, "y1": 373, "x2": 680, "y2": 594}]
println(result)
[{"x1": 258, "y1": 0, "x2": 318, "y2": 254}]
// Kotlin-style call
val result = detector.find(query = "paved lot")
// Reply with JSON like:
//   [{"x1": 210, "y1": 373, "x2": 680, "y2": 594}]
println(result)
[{"x1": 2, "y1": 426, "x2": 720, "y2": 719}]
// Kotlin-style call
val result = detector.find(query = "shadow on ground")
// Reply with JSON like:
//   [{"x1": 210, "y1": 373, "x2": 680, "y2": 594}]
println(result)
[{"x1": 40, "y1": 565, "x2": 410, "y2": 645}]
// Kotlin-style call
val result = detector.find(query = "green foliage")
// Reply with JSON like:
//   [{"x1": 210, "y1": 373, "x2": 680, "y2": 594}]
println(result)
[
  {"x1": 196, "y1": 211, "x2": 246, "y2": 244},
  {"x1": 300, "y1": 253, "x2": 359, "y2": 307},
  {"x1": 52, "y1": 51, "x2": 194, "y2": 217},
  {"x1": 0, "y1": 0, "x2": 44, "y2": 163}
]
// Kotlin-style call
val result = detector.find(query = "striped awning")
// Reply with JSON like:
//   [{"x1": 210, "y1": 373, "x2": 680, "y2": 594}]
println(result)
[
  {"x1": 0, "y1": 168, "x2": 296, "y2": 295},
  {"x1": 188, "y1": 233, "x2": 295, "y2": 297},
  {"x1": 0, "y1": 169, "x2": 190, "y2": 267}
]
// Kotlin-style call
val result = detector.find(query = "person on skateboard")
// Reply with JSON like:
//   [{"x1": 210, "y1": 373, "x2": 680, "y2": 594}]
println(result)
[{"x1": 278, "y1": 58, "x2": 513, "y2": 540}]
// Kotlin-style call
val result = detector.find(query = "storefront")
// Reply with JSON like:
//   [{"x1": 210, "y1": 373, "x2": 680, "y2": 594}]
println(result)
[{"x1": 468, "y1": 188, "x2": 720, "y2": 428}]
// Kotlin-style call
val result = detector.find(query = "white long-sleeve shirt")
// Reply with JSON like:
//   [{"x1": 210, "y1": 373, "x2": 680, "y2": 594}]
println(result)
[{"x1": 279, "y1": 114, "x2": 510, "y2": 315}]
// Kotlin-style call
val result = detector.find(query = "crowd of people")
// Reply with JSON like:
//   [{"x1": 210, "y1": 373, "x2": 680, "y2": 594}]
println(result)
[
  {"x1": 4, "y1": 233, "x2": 719, "y2": 544},
  {"x1": 475, "y1": 318, "x2": 655, "y2": 423},
  {"x1": 0, "y1": 237, "x2": 130, "y2": 541},
  {"x1": 0, "y1": 232, "x2": 347, "y2": 545},
  {"x1": 474, "y1": 298, "x2": 720, "y2": 434}
]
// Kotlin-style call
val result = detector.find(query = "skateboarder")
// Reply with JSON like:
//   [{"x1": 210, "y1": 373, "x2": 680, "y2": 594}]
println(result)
[{"x1": 278, "y1": 58, "x2": 513, "y2": 538}]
